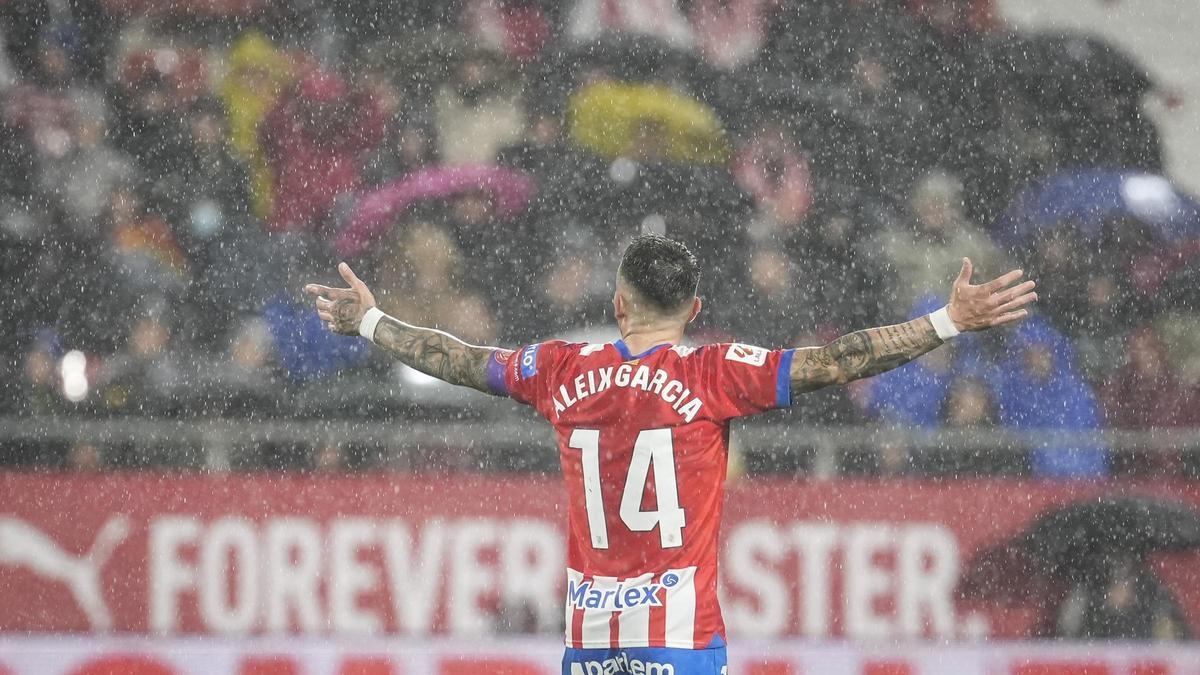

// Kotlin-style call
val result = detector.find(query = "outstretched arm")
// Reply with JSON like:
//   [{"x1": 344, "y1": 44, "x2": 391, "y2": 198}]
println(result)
[
  {"x1": 790, "y1": 258, "x2": 1037, "y2": 393},
  {"x1": 306, "y1": 263, "x2": 509, "y2": 396},
  {"x1": 369, "y1": 317, "x2": 504, "y2": 394}
]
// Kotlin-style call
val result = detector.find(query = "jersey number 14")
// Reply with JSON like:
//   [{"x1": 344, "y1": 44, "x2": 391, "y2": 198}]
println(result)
[{"x1": 569, "y1": 428, "x2": 687, "y2": 550}]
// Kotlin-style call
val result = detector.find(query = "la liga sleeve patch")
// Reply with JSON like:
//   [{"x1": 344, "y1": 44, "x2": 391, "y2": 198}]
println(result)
[{"x1": 725, "y1": 343, "x2": 768, "y2": 367}]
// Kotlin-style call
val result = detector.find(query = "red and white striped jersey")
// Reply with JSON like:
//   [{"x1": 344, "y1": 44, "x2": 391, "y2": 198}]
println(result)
[{"x1": 490, "y1": 338, "x2": 795, "y2": 649}]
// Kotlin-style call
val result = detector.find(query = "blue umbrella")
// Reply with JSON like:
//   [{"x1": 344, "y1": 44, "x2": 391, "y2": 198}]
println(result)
[{"x1": 994, "y1": 169, "x2": 1200, "y2": 247}]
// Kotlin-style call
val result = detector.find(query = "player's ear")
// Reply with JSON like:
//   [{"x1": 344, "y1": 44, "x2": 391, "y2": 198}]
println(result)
[
  {"x1": 687, "y1": 296, "x2": 702, "y2": 323},
  {"x1": 613, "y1": 291, "x2": 626, "y2": 321}
]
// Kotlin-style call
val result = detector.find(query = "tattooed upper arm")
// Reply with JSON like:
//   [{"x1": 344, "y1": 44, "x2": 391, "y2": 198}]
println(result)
[
  {"x1": 790, "y1": 316, "x2": 942, "y2": 393},
  {"x1": 788, "y1": 345, "x2": 843, "y2": 394}
]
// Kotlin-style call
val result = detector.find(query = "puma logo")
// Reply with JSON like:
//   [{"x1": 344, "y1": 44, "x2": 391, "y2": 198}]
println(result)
[{"x1": 0, "y1": 515, "x2": 130, "y2": 630}]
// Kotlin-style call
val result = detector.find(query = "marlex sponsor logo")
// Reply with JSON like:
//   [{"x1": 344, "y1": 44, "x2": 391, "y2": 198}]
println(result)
[{"x1": 567, "y1": 574, "x2": 676, "y2": 612}]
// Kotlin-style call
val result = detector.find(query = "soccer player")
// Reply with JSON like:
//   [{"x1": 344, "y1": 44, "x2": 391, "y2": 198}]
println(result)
[{"x1": 305, "y1": 235, "x2": 1036, "y2": 675}]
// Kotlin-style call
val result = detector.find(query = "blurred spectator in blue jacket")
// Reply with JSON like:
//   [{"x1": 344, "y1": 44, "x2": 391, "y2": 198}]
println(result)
[
  {"x1": 260, "y1": 242, "x2": 370, "y2": 382},
  {"x1": 993, "y1": 317, "x2": 1107, "y2": 479},
  {"x1": 261, "y1": 290, "x2": 370, "y2": 382},
  {"x1": 866, "y1": 295, "x2": 971, "y2": 428}
]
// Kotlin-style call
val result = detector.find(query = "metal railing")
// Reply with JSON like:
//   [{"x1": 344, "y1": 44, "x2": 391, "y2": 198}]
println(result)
[{"x1": 3, "y1": 416, "x2": 1199, "y2": 477}]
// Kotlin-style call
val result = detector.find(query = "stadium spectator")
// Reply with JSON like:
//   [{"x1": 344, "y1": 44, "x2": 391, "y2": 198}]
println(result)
[
  {"x1": 1096, "y1": 326, "x2": 1199, "y2": 475},
  {"x1": 19, "y1": 330, "x2": 64, "y2": 416},
  {"x1": 311, "y1": 443, "x2": 346, "y2": 472},
  {"x1": 156, "y1": 99, "x2": 260, "y2": 347},
  {"x1": 107, "y1": 47, "x2": 206, "y2": 173},
  {"x1": 219, "y1": 32, "x2": 294, "y2": 219},
  {"x1": 904, "y1": 0, "x2": 989, "y2": 144},
  {"x1": 866, "y1": 338, "x2": 956, "y2": 429},
  {"x1": 528, "y1": 223, "x2": 616, "y2": 341},
  {"x1": 759, "y1": 0, "x2": 921, "y2": 83},
  {"x1": 861, "y1": 296, "x2": 1017, "y2": 476},
  {"x1": 36, "y1": 91, "x2": 134, "y2": 234},
  {"x1": 1059, "y1": 555, "x2": 1191, "y2": 641},
  {"x1": 838, "y1": 45, "x2": 935, "y2": 202},
  {"x1": 261, "y1": 243, "x2": 371, "y2": 382},
  {"x1": 462, "y1": 0, "x2": 552, "y2": 65},
  {"x1": 964, "y1": 95, "x2": 1059, "y2": 224},
  {"x1": 433, "y1": 48, "x2": 526, "y2": 165},
  {"x1": 0, "y1": 119, "x2": 45, "y2": 400},
  {"x1": 564, "y1": 0, "x2": 695, "y2": 49},
  {"x1": 863, "y1": 298, "x2": 984, "y2": 426},
  {"x1": 147, "y1": 98, "x2": 251, "y2": 236},
  {"x1": 208, "y1": 316, "x2": 278, "y2": 416},
  {"x1": 939, "y1": 376, "x2": 1025, "y2": 475},
  {"x1": 736, "y1": 246, "x2": 806, "y2": 348},
  {"x1": 780, "y1": 202, "x2": 894, "y2": 333},
  {"x1": 261, "y1": 68, "x2": 386, "y2": 233},
  {"x1": 364, "y1": 119, "x2": 440, "y2": 187},
  {"x1": 103, "y1": 183, "x2": 189, "y2": 296},
  {"x1": 1028, "y1": 227, "x2": 1089, "y2": 331},
  {"x1": 2, "y1": 25, "x2": 91, "y2": 172},
  {"x1": 94, "y1": 298, "x2": 187, "y2": 415},
  {"x1": 1028, "y1": 215, "x2": 1162, "y2": 381},
  {"x1": 943, "y1": 377, "x2": 996, "y2": 429},
  {"x1": 732, "y1": 121, "x2": 815, "y2": 244},
  {"x1": 992, "y1": 318, "x2": 1108, "y2": 479},
  {"x1": 873, "y1": 169, "x2": 1012, "y2": 310},
  {"x1": 498, "y1": 110, "x2": 601, "y2": 208},
  {"x1": 262, "y1": 287, "x2": 372, "y2": 382},
  {"x1": 1101, "y1": 327, "x2": 1199, "y2": 430},
  {"x1": 539, "y1": 254, "x2": 597, "y2": 331},
  {"x1": 331, "y1": 1, "x2": 458, "y2": 52},
  {"x1": 0, "y1": 1, "x2": 51, "y2": 80},
  {"x1": 689, "y1": 0, "x2": 770, "y2": 71},
  {"x1": 374, "y1": 221, "x2": 498, "y2": 345},
  {"x1": 66, "y1": 442, "x2": 103, "y2": 471},
  {"x1": 0, "y1": 118, "x2": 40, "y2": 216}
]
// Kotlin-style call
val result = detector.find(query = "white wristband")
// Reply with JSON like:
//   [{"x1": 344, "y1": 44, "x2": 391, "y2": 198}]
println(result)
[
  {"x1": 358, "y1": 307, "x2": 386, "y2": 342},
  {"x1": 928, "y1": 305, "x2": 960, "y2": 340}
]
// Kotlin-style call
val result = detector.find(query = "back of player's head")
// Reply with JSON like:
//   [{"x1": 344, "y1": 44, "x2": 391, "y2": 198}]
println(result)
[{"x1": 617, "y1": 234, "x2": 700, "y2": 315}]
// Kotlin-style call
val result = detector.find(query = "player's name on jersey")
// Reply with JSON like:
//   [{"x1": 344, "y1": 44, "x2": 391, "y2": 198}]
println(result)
[{"x1": 553, "y1": 363, "x2": 704, "y2": 422}]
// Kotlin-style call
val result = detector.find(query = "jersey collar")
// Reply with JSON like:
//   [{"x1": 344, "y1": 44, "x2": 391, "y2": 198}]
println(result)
[{"x1": 613, "y1": 339, "x2": 673, "y2": 361}]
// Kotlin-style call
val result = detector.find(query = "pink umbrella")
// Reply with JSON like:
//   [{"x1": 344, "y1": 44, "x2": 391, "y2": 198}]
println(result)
[{"x1": 334, "y1": 164, "x2": 536, "y2": 257}]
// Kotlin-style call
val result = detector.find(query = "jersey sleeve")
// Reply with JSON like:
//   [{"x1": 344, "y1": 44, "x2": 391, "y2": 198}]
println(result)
[
  {"x1": 701, "y1": 343, "x2": 796, "y2": 420},
  {"x1": 485, "y1": 340, "x2": 570, "y2": 410}
]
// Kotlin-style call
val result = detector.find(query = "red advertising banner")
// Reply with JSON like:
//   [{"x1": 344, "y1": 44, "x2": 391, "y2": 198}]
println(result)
[
  {"x1": 2, "y1": 636, "x2": 1199, "y2": 675},
  {"x1": 2, "y1": 474, "x2": 1199, "y2": 641}
]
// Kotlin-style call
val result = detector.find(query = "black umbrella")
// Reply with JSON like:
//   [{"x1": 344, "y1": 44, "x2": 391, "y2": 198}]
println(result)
[
  {"x1": 1022, "y1": 496, "x2": 1200, "y2": 569},
  {"x1": 959, "y1": 496, "x2": 1200, "y2": 603},
  {"x1": 983, "y1": 31, "x2": 1153, "y2": 107}
]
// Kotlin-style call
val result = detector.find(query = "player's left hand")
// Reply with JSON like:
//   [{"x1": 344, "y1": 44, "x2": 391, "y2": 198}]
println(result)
[
  {"x1": 305, "y1": 262, "x2": 377, "y2": 335},
  {"x1": 946, "y1": 257, "x2": 1038, "y2": 331}
]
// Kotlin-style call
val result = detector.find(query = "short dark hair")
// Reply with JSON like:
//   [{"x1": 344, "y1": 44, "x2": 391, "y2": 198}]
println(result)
[{"x1": 617, "y1": 234, "x2": 700, "y2": 313}]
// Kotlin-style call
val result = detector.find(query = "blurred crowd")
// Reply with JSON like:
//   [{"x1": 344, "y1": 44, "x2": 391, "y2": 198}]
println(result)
[{"x1": 2, "y1": 0, "x2": 1200, "y2": 477}]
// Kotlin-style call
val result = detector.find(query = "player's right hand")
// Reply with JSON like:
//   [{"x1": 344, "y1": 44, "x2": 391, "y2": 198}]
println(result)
[
  {"x1": 946, "y1": 257, "x2": 1037, "y2": 332},
  {"x1": 305, "y1": 262, "x2": 377, "y2": 336}
]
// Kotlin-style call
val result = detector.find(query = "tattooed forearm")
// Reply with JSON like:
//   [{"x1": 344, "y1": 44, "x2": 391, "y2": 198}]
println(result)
[
  {"x1": 790, "y1": 316, "x2": 942, "y2": 393},
  {"x1": 372, "y1": 316, "x2": 505, "y2": 395}
]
